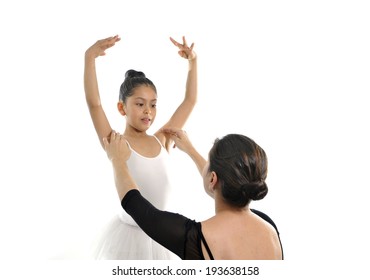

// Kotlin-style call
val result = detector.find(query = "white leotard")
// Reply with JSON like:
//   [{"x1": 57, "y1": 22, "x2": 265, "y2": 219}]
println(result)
[
  {"x1": 91, "y1": 135, "x2": 178, "y2": 259},
  {"x1": 119, "y1": 135, "x2": 171, "y2": 226}
]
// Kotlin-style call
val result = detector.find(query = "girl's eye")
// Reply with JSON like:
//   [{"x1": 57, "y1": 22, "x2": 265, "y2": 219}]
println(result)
[
  {"x1": 151, "y1": 104, "x2": 157, "y2": 108},
  {"x1": 136, "y1": 103, "x2": 144, "y2": 107}
]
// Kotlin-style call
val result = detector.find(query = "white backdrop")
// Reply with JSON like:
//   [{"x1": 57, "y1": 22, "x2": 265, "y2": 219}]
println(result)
[{"x1": 0, "y1": 0, "x2": 369, "y2": 278}]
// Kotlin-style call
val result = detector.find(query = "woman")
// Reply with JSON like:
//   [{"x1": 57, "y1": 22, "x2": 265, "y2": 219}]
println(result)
[{"x1": 103, "y1": 128, "x2": 283, "y2": 260}]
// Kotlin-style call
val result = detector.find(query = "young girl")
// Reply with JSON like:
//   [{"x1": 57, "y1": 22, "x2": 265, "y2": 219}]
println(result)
[{"x1": 84, "y1": 35, "x2": 197, "y2": 259}]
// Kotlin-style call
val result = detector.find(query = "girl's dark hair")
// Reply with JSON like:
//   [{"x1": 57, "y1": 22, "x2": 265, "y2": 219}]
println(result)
[
  {"x1": 119, "y1": 69, "x2": 157, "y2": 103},
  {"x1": 209, "y1": 134, "x2": 268, "y2": 208}
]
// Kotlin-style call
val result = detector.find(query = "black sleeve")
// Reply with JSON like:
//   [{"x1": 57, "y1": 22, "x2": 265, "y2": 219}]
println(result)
[{"x1": 121, "y1": 189, "x2": 190, "y2": 259}]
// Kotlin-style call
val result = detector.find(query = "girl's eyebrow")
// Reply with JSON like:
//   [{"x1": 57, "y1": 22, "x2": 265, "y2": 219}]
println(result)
[{"x1": 134, "y1": 97, "x2": 157, "y2": 102}]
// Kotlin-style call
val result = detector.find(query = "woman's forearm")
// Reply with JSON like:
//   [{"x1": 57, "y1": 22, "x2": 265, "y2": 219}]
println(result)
[{"x1": 186, "y1": 145, "x2": 206, "y2": 175}]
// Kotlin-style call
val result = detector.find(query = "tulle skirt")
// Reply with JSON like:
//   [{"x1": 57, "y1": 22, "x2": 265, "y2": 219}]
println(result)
[{"x1": 91, "y1": 211, "x2": 180, "y2": 260}]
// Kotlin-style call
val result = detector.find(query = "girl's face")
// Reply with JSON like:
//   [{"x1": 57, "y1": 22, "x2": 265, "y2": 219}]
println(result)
[{"x1": 123, "y1": 85, "x2": 157, "y2": 132}]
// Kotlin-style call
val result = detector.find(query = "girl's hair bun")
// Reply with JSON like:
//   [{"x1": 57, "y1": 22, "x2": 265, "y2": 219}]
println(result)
[
  {"x1": 125, "y1": 69, "x2": 146, "y2": 79},
  {"x1": 119, "y1": 69, "x2": 156, "y2": 103}
]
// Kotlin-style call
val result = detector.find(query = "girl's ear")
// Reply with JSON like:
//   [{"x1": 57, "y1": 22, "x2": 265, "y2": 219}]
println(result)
[{"x1": 117, "y1": 101, "x2": 126, "y2": 116}]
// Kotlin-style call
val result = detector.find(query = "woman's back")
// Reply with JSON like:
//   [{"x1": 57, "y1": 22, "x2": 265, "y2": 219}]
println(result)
[{"x1": 201, "y1": 210, "x2": 283, "y2": 260}]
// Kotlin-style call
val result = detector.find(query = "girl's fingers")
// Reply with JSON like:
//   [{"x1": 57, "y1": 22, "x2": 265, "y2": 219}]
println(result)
[
  {"x1": 170, "y1": 37, "x2": 187, "y2": 49},
  {"x1": 170, "y1": 37, "x2": 179, "y2": 46},
  {"x1": 104, "y1": 35, "x2": 119, "y2": 42},
  {"x1": 98, "y1": 35, "x2": 120, "y2": 51},
  {"x1": 109, "y1": 35, "x2": 121, "y2": 43},
  {"x1": 182, "y1": 36, "x2": 188, "y2": 47}
]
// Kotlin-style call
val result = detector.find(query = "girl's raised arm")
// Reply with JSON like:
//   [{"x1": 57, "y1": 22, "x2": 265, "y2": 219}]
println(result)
[
  {"x1": 84, "y1": 35, "x2": 121, "y2": 149},
  {"x1": 157, "y1": 36, "x2": 198, "y2": 151}
]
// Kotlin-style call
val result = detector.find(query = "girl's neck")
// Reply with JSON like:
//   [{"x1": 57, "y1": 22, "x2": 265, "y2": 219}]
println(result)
[{"x1": 123, "y1": 126, "x2": 149, "y2": 138}]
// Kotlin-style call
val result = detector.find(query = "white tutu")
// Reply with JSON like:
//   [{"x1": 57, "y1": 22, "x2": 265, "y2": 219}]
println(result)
[
  {"x1": 90, "y1": 136, "x2": 180, "y2": 260},
  {"x1": 91, "y1": 210, "x2": 179, "y2": 260}
]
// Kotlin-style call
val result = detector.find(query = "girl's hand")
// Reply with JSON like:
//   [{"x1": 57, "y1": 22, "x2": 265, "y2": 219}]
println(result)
[
  {"x1": 103, "y1": 131, "x2": 131, "y2": 163},
  {"x1": 85, "y1": 35, "x2": 121, "y2": 59},
  {"x1": 170, "y1": 36, "x2": 196, "y2": 60}
]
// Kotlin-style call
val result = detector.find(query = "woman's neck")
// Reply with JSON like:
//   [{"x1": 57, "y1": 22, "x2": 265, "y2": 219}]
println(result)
[{"x1": 214, "y1": 191, "x2": 249, "y2": 215}]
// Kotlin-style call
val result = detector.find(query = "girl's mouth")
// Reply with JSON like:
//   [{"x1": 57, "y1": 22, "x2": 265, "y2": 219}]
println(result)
[{"x1": 141, "y1": 118, "x2": 151, "y2": 125}]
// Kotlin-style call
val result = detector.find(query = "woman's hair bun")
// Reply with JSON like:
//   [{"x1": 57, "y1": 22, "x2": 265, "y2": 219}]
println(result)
[
  {"x1": 125, "y1": 69, "x2": 146, "y2": 79},
  {"x1": 221, "y1": 181, "x2": 268, "y2": 208},
  {"x1": 241, "y1": 181, "x2": 268, "y2": 201}
]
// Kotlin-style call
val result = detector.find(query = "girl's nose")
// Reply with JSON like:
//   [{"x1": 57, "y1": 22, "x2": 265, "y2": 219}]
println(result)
[{"x1": 144, "y1": 105, "x2": 151, "y2": 114}]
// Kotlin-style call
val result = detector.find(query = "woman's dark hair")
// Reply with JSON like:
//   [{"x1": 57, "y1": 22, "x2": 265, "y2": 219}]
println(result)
[
  {"x1": 208, "y1": 134, "x2": 268, "y2": 208},
  {"x1": 119, "y1": 69, "x2": 157, "y2": 103}
]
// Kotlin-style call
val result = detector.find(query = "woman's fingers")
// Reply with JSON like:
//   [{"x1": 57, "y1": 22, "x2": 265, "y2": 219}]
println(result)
[{"x1": 110, "y1": 130, "x2": 117, "y2": 141}]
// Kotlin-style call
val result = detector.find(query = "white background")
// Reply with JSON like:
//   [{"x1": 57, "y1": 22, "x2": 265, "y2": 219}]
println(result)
[{"x1": 0, "y1": 0, "x2": 369, "y2": 278}]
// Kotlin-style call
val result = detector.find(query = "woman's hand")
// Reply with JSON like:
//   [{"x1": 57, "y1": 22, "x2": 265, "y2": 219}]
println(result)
[
  {"x1": 162, "y1": 128, "x2": 194, "y2": 153},
  {"x1": 103, "y1": 131, "x2": 136, "y2": 200},
  {"x1": 163, "y1": 127, "x2": 206, "y2": 177},
  {"x1": 170, "y1": 36, "x2": 196, "y2": 60},
  {"x1": 85, "y1": 35, "x2": 121, "y2": 59},
  {"x1": 103, "y1": 131, "x2": 131, "y2": 163}
]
